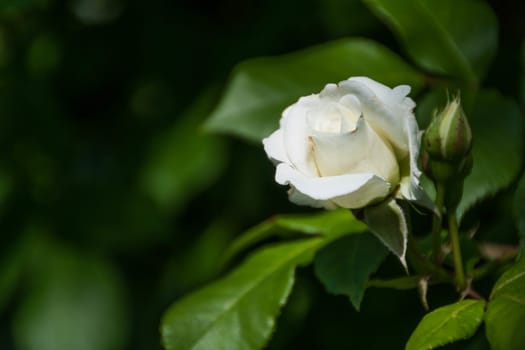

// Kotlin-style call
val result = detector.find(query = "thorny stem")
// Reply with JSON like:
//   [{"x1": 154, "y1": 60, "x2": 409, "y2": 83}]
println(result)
[
  {"x1": 460, "y1": 280, "x2": 486, "y2": 301},
  {"x1": 448, "y1": 212, "x2": 466, "y2": 290},
  {"x1": 471, "y1": 261, "x2": 499, "y2": 280},
  {"x1": 432, "y1": 182, "x2": 445, "y2": 262},
  {"x1": 407, "y1": 237, "x2": 451, "y2": 283}
]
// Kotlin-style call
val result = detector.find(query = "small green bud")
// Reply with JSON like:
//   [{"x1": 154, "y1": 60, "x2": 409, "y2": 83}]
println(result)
[
  {"x1": 458, "y1": 152, "x2": 473, "y2": 178},
  {"x1": 424, "y1": 97, "x2": 472, "y2": 162},
  {"x1": 426, "y1": 159, "x2": 457, "y2": 182},
  {"x1": 424, "y1": 111, "x2": 445, "y2": 159},
  {"x1": 422, "y1": 97, "x2": 473, "y2": 213},
  {"x1": 420, "y1": 149, "x2": 431, "y2": 177}
]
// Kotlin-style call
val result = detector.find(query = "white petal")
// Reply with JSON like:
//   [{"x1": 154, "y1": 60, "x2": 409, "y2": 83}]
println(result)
[
  {"x1": 275, "y1": 163, "x2": 390, "y2": 209},
  {"x1": 319, "y1": 83, "x2": 339, "y2": 98},
  {"x1": 262, "y1": 129, "x2": 289, "y2": 163},
  {"x1": 310, "y1": 117, "x2": 400, "y2": 185},
  {"x1": 287, "y1": 187, "x2": 337, "y2": 210},
  {"x1": 338, "y1": 94, "x2": 361, "y2": 116},
  {"x1": 339, "y1": 78, "x2": 415, "y2": 158},
  {"x1": 281, "y1": 100, "x2": 319, "y2": 177},
  {"x1": 342, "y1": 78, "x2": 435, "y2": 212},
  {"x1": 348, "y1": 77, "x2": 411, "y2": 105},
  {"x1": 398, "y1": 117, "x2": 437, "y2": 213},
  {"x1": 399, "y1": 115, "x2": 422, "y2": 199},
  {"x1": 393, "y1": 85, "x2": 416, "y2": 110}
]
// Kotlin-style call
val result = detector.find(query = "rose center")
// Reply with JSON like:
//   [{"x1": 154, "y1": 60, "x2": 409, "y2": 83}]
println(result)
[{"x1": 306, "y1": 94, "x2": 362, "y2": 135}]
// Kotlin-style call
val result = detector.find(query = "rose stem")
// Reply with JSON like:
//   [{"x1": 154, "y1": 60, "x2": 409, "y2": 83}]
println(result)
[
  {"x1": 448, "y1": 212, "x2": 466, "y2": 290},
  {"x1": 407, "y1": 238, "x2": 451, "y2": 283},
  {"x1": 432, "y1": 182, "x2": 445, "y2": 263}
]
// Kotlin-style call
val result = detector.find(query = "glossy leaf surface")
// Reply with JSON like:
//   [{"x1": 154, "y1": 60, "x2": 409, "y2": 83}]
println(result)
[
  {"x1": 206, "y1": 38, "x2": 425, "y2": 142},
  {"x1": 406, "y1": 300, "x2": 485, "y2": 350}
]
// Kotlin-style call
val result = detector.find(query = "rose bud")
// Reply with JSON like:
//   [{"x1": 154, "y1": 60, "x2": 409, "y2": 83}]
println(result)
[
  {"x1": 424, "y1": 97, "x2": 472, "y2": 162},
  {"x1": 422, "y1": 97, "x2": 473, "y2": 184}
]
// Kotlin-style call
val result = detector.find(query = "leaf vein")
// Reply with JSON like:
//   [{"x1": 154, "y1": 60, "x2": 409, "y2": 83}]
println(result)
[{"x1": 187, "y1": 239, "x2": 320, "y2": 350}]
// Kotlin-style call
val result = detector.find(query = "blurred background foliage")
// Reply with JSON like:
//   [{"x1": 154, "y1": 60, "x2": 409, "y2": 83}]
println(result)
[{"x1": 0, "y1": 0, "x2": 523, "y2": 349}]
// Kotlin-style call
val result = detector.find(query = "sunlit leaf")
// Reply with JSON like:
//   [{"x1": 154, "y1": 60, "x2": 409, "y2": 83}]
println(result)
[
  {"x1": 485, "y1": 255, "x2": 525, "y2": 350},
  {"x1": 206, "y1": 38, "x2": 425, "y2": 142},
  {"x1": 363, "y1": 0, "x2": 497, "y2": 84},
  {"x1": 435, "y1": 329, "x2": 490, "y2": 350},
  {"x1": 314, "y1": 233, "x2": 388, "y2": 310},
  {"x1": 406, "y1": 300, "x2": 485, "y2": 350},
  {"x1": 161, "y1": 238, "x2": 322, "y2": 350},
  {"x1": 220, "y1": 209, "x2": 367, "y2": 268}
]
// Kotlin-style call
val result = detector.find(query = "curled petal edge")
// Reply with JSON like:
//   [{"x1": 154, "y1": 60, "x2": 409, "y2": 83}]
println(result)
[
  {"x1": 275, "y1": 163, "x2": 391, "y2": 209},
  {"x1": 398, "y1": 118, "x2": 438, "y2": 216},
  {"x1": 262, "y1": 129, "x2": 289, "y2": 164}
]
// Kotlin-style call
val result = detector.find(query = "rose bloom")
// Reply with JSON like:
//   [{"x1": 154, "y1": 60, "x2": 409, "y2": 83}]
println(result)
[{"x1": 263, "y1": 77, "x2": 426, "y2": 210}]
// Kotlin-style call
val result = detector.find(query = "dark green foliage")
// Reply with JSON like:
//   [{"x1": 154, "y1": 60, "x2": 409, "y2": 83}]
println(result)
[
  {"x1": 1, "y1": 0, "x2": 524, "y2": 349},
  {"x1": 314, "y1": 233, "x2": 388, "y2": 310}
]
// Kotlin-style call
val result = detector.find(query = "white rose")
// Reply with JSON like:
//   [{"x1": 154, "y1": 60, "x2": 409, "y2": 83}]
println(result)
[
  {"x1": 263, "y1": 76, "x2": 425, "y2": 208},
  {"x1": 263, "y1": 77, "x2": 432, "y2": 265}
]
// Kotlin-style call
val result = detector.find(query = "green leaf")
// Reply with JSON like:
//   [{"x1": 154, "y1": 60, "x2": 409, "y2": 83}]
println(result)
[
  {"x1": 364, "y1": 199, "x2": 408, "y2": 268},
  {"x1": 160, "y1": 219, "x2": 235, "y2": 294},
  {"x1": 520, "y1": 41, "x2": 525, "y2": 105},
  {"x1": 0, "y1": 241, "x2": 24, "y2": 315},
  {"x1": 406, "y1": 299, "x2": 486, "y2": 350},
  {"x1": 206, "y1": 38, "x2": 425, "y2": 142},
  {"x1": 314, "y1": 233, "x2": 388, "y2": 310},
  {"x1": 276, "y1": 209, "x2": 365, "y2": 236},
  {"x1": 485, "y1": 255, "x2": 525, "y2": 350},
  {"x1": 13, "y1": 241, "x2": 128, "y2": 350},
  {"x1": 220, "y1": 209, "x2": 367, "y2": 268},
  {"x1": 140, "y1": 88, "x2": 227, "y2": 212},
  {"x1": 161, "y1": 238, "x2": 323, "y2": 350},
  {"x1": 167, "y1": 211, "x2": 367, "y2": 349},
  {"x1": 0, "y1": 0, "x2": 49, "y2": 16},
  {"x1": 319, "y1": 0, "x2": 380, "y2": 37},
  {"x1": 362, "y1": 0, "x2": 497, "y2": 84},
  {"x1": 26, "y1": 33, "x2": 61, "y2": 78},
  {"x1": 513, "y1": 174, "x2": 525, "y2": 246},
  {"x1": 457, "y1": 90, "x2": 524, "y2": 218},
  {"x1": 367, "y1": 276, "x2": 421, "y2": 290},
  {"x1": 440, "y1": 329, "x2": 490, "y2": 350}
]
